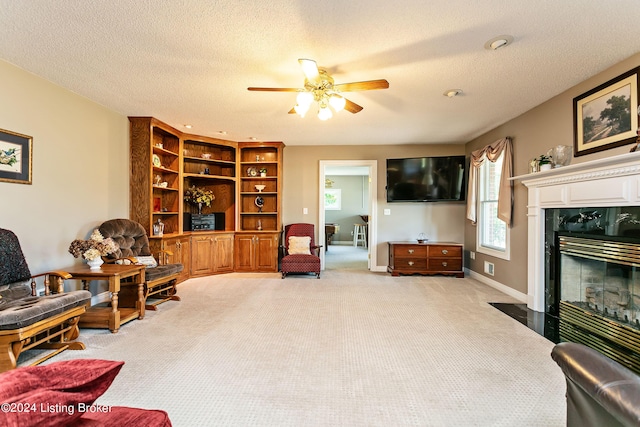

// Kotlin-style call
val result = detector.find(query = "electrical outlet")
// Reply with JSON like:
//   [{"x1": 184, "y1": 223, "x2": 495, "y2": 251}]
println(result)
[
  {"x1": 484, "y1": 261, "x2": 494, "y2": 276},
  {"x1": 470, "y1": 251, "x2": 475, "y2": 260},
  {"x1": 384, "y1": 209, "x2": 391, "y2": 215}
]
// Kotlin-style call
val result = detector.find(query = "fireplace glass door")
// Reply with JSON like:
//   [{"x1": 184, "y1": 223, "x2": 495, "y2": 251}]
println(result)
[{"x1": 559, "y1": 235, "x2": 640, "y2": 329}]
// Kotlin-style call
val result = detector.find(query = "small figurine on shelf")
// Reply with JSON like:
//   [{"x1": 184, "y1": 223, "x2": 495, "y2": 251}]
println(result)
[{"x1": 257, "y1": 219, "x2": 262, "y2": 231}]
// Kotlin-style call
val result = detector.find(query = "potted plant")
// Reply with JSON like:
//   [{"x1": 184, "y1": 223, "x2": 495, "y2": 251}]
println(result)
[
  {"x1": 538, "y1": 154, "x2": 552, "y2": 171},
  {"x1": 259, "y1": 167, "x2": 267, "y2": 177}
]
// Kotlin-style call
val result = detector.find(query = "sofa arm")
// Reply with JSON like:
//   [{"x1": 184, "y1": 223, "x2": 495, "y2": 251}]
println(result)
[
  {"x1": 29, "y1": 271, "x2": 73, "y2": 295},
  {"x1": 551, "y1": 342, "x2": 640, "y2": 427}
]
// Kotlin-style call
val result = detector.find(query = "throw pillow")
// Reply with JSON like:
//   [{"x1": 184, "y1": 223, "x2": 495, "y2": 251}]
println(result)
[
  {"x1": 288, "y1": 236, "x2": 311, "y2": 255},
  {"x1": 0, "y1": 359, "x2": 124, "y2": 427}
]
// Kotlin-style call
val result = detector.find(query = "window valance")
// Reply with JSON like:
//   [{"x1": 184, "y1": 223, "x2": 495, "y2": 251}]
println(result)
[{"x1": 466, "y1": 137, "x2": 513, "y2": 226}]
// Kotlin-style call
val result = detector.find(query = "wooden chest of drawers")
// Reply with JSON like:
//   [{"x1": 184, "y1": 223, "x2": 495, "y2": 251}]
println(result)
[{"x1": 387, "y1": 241, "x2": 464, "y2": 277}]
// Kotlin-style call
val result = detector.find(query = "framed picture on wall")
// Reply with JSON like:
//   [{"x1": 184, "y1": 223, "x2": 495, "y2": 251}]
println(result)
[
  {"x1": 0, "y1": 128, "x2": 32, "y2": 185},
  {"x1": 324, "y1": 189, "x2": 341, "y2": 210},
  {"x1": 573, "y1": 67, "x2": 639, "y2": 156}
]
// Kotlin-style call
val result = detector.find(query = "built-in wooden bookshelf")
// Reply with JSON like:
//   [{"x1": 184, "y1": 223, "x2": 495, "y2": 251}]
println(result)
[{"x1": 129, "y1": 117, "x2": 284, "y2": 278}]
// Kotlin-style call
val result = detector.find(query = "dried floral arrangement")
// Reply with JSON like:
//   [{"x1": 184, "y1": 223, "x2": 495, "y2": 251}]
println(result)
[
  {"x1": 68, "y1": 229, "x2": 118, "y2": 261},
  {"x1": 184, "y1": 185, "x2": 215, "y2": 206}
]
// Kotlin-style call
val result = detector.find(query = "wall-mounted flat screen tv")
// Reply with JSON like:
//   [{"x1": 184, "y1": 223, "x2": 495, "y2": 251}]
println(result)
[{"x1": 386, "y1": 155, "x2": 466, "y2": 202}]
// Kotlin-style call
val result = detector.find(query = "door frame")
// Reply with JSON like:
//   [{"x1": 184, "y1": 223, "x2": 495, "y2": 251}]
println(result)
[{"x1": 319, "y1": 160, "x2": 377, "y2": 270}]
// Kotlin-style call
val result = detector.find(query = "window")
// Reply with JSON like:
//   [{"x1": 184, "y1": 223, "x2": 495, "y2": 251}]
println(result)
[{"x1": 477, "y1": 153, "x2": 510, "y2": 260}]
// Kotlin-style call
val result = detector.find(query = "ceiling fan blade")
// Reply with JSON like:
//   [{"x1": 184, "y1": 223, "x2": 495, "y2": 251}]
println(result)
[
  {"x1": 298, "y1": 59, "x2": 320, "y2": 80},
  {"x1": 344, "y1": 98, "x2": 364, "y2": 114},
  {"x1": 334, "y1": 79, "x2": 389, "y2": 92},
  {"x1": 247, "y1": 87, "x2": 300, "y2": 92}
]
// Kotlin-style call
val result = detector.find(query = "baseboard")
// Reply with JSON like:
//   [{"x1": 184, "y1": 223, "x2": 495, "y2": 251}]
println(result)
[
  {"x1": 371, "y1": 265, "x2": 387, "y2": 273},
  {"x1": 465, "y1": 268, "x2": 527, "y2": 303}
]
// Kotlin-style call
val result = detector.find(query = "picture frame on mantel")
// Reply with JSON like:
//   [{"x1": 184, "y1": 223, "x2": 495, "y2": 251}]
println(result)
[
  {"x1": 573, "y1": 66, "x2": 639, "y2": 156},
  {"x1": 0, "y1": 128, "x2": 32, "y2": 185}
]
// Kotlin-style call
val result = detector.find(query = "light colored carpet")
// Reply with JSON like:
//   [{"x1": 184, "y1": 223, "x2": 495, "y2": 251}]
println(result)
[
  {"x1": 26, "y1": 270, "x2": 566, "y2": 426},
  {"x1": 325, "y1": 244, "x2": 368, "y2": 270}
]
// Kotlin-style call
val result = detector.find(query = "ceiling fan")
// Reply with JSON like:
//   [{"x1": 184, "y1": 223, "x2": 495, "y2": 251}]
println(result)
[{"x1": 248, "y1": 59, "x2": 389, "y2": 120}]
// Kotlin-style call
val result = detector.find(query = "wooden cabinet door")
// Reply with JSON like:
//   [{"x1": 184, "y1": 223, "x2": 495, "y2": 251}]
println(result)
[
  {"x1": 175, "y1": 236, "x2": 191, "y2": 283},
  {"x1": 214, "y1": 233, "x2": 234, "y2": 272},
  {"x1": 234, "y1": 234, "x2": 256, "y2": 271},
  {"x1": 191, "y1": 234, "x2": 215, "y2": 276},
  {"x1": 255, "y1": 233, "x2": 278, "y2": 271}
]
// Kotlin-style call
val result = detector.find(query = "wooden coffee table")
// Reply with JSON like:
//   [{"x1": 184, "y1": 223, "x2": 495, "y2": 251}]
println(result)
[{"x1": 64, "y1": 264, "x2": 145, "y2": 333}]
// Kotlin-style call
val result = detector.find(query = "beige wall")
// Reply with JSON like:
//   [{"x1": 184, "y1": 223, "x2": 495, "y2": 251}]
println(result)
[
  {"x1": 5, "y1": 49, "x2": 639, "y2": 282},
  {"x1": 0, "y1": 60, "x2": 129, "y2": 274},
  {"x1": 283, "y1": 144, "x2": 466, "y2": 269},
  {"x1": 464, "y1": 52, "x2": 640, "y2": 296}
]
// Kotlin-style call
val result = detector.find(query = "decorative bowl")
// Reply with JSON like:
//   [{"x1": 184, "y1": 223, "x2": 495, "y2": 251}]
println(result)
[
  {"x1": 254, "y1": 184, "x2": 266, "y2": 192},
  {"x1": 547, "y1": 145, "x2": 572, "y2": 167},
  {"x1": 201, "y1": 153, "x2": 212, "y2": 159}
]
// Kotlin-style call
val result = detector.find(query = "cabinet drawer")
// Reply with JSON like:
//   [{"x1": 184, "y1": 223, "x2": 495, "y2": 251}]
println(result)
[
  {"x1": 393, "y1": 245, "x2": 428, "y2": 257},
  {"x1": 428, "y1": 258, "x2": 462, "y2": 271},
  {"x1": 394, "y1": 258, "x2": 427, "y2": 270},
  {"x1": 428, "y1": 245, "x2": 462, "y2": 258}
]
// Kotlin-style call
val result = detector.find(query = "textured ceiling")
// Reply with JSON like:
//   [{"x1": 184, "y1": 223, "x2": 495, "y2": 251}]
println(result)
[{"x1": 1, "y1": 1, "x2": 640, "y2": 146}]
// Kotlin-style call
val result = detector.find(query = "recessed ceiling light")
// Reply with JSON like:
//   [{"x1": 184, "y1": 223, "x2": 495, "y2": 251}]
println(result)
[
  {"x1": 249, "y1": 137, "x2": 257, "y2": 140},
  {"x1": 218, "y1": 131, "x2": 227, "y2": 135},
  {"x1": 484, "y1": 35, "x2": 514, "y2": 50},
  {"x1": 184, "y1": 124, "x2": 192, "y2": 129},
  {"x1": 443, "y1": 89, "x2": 462, "y2": 98}
]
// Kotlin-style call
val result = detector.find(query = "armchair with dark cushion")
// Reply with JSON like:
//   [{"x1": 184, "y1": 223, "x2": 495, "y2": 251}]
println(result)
[
  {"x1": 98, "y1": 219, "x2": 182, "y2": 311},
  {"x1": 0, "y1": 228, "x2": 91, "y2": 372},
  {"x1": 280, "y1": 223, "x2": 322, "y2": 279},
  {"x1": 551, "y1": 341, "x2": 640, "y2": 427}
]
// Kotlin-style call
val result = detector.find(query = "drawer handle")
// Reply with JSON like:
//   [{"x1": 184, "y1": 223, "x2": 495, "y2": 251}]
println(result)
[
  {"x1": 407, "y1": 261, "x2": 414, "y2": 266},
  {"x1": 442, "y1": 262, "x2": 448, "y2": 267},
  {"x1": 441, "y1": 249, "x2": 448, "y2": 255},
  {"x1": 408, "y1": 249, "x2": 414, "y2": 254}
]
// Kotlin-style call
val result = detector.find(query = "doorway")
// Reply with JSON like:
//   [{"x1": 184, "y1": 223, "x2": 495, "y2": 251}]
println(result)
[{"x1": 319, "y1": 160, "x2": 377, "y2": 271}]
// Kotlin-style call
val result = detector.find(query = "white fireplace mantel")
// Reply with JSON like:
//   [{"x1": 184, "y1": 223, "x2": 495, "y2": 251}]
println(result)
[{"x1": 515, "y1": 150, "x2": 640, "y2": 312}]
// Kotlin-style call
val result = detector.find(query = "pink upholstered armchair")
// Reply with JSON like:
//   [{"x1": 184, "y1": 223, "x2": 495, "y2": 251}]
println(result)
[{"x1": 280, "y1": 223, "x2": 322, "y2": 279}]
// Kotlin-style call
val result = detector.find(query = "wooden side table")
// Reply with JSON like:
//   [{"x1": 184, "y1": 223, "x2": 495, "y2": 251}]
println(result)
[{"x1": 64, "y1": 264, "x2": 145, "y2": 333}]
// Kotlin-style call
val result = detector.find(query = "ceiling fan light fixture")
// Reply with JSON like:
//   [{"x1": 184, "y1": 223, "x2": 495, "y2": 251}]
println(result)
[
  {"x1": 329, "y1": 94, "x2": 346, "y2": 112},
  {"x1": 294, "y1": 103, "x2": 309, "y2": 117},
  {"x1": 484, "y1": 35, "x2": 514, "y2": 51},
  {"x1": 318, "y1": 105, "x2": 333, "y2": 121},
  {"x1": 296, "y1": 91, "x2": 314, "y2": 108}
]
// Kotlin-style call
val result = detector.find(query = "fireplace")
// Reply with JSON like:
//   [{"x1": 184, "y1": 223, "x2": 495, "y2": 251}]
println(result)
[
  {"x1": 518, "y1": 151, "x2": 640, "y2": 371},
  {"x1": 555, "y1": 229, "x2": 640, "y2": 372}
]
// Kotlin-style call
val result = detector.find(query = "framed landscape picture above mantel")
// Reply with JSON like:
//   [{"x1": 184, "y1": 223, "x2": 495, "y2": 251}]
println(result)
[
  {"x1": 573, "y1": 67, "x2": 639, "y2": 156},
  {"x1": 0, "y1": 128, "x2": 32, "y2": 184}
]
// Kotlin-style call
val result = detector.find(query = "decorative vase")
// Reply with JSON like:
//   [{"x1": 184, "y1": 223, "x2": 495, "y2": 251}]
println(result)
[
  {"x1": 197, "y1": 202, "x2": 203, "y2": 215},
  {"x1": 539, "y1": 163, "x2": 552, "y2": 171},
  {"x1": 86, "y1": 257, "x2": 103, "y2": 270}
]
